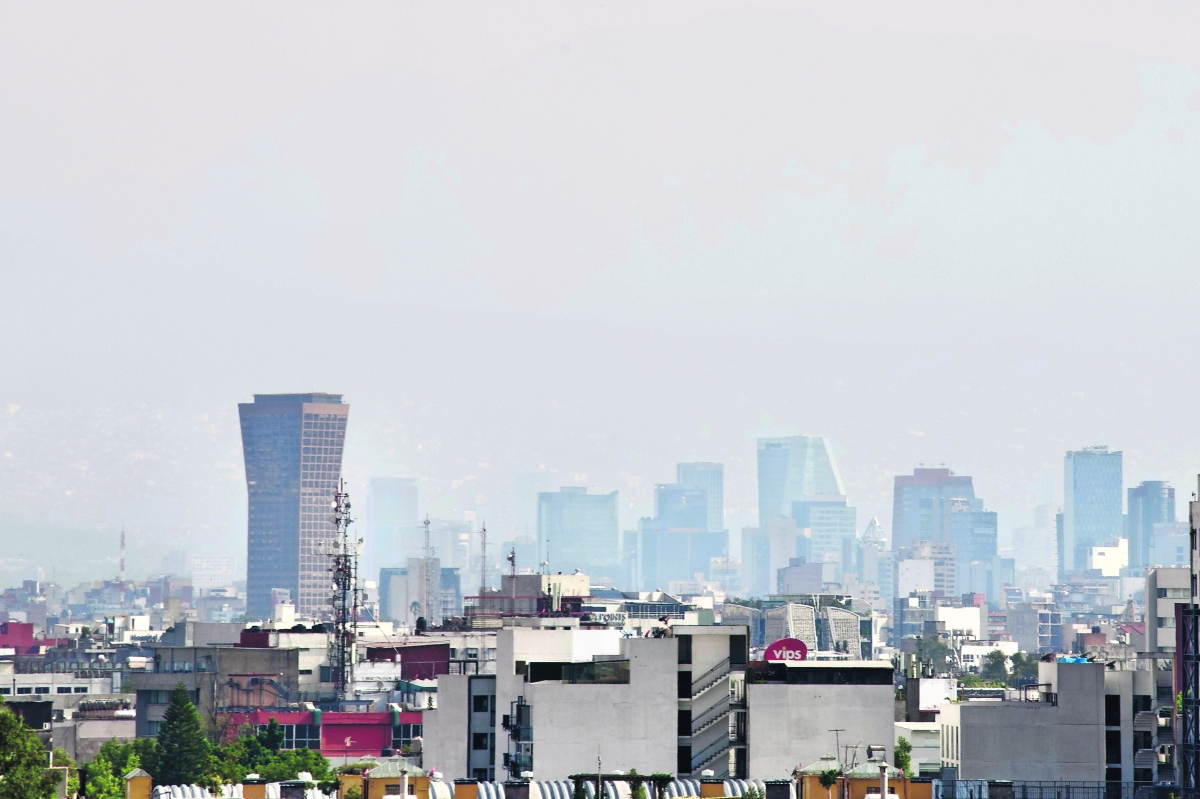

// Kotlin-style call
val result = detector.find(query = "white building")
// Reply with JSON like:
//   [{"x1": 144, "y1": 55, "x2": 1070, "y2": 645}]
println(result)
[{"x1": 894, "y1": 721, "x2": 940, "y2": 776}]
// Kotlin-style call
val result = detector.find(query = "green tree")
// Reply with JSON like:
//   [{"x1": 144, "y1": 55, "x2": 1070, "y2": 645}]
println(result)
[
  {"x1": 155, "y1": 683, "x2": 211, "y2": 786},
  {"x1": 981, "y1": 650, "x2": 1008, "y2": 683},
  {"x1": 894, "y1": 736, "x2": 913, "y2": 777},
  {"x1": 257, "y1": 719, "x2": 286, "y2": 754},
  {"x1": 1008, "y1": 652, "x2": 1039, "y2": 686},
  {"x1": 0, "y1": 704, "x2": 62, "y2": 799},
  {"x1": 85, "y1": 751, "x2": 124, "y2": 799},
  {"x1": 97, "y1": 738, "x2": 159, "y2": 783},
  {"x1": 51, "y1": 748, "x2": 80, "y2": 798},
  {"x1": 817, "y1": 769, "x2": 841, "y2": 799}
]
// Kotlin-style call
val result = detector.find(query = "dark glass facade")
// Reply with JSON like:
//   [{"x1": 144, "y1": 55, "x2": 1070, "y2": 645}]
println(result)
[{"x1": 239, "y1": 393, "x2": 348, "y2": 619}]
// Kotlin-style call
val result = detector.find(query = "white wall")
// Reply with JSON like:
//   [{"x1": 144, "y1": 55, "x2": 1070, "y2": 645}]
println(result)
[
  {"x1": 747, "y1": 679, "x2": 893, "y2": 778},
  {"x1": 424, "y1": 674, "x2": 470, "y2": 780},
  {"x1": 897, "y1": 560, "x2": 935, "y2": 597}
]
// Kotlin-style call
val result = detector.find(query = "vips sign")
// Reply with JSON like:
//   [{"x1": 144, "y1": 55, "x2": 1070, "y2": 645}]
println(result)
[{"x1": 764, "y1": 637, "x2": 808, "y2": 662}]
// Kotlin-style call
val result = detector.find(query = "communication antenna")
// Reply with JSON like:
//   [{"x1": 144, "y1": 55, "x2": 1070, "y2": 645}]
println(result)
[
  {"x1": 119, "y1": 526, "x2": 126, "y2": 609},
  {"x1": 480, "y1": 522, "x2": 487, "y2": 593},
  {"x1": 423, "y1": 516, "x2": 436, "y2": 627},
  {"x1": 327, "y1": 480, "x2": 361, "y2": 701}
]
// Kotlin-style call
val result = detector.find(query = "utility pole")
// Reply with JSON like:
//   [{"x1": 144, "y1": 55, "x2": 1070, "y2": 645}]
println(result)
[{"x1": 830, "y1": 729, "x2": 845, "y2": 766}]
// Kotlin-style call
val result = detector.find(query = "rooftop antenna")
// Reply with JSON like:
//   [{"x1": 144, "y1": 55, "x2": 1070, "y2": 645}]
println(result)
[
  {"x1": 327, "y1": 479, "x2": 361, "y2": 702},
  {"x1": 119, "y1": 526, "x2": 126, "y2": 608},
  {"x1": 480, "y1": 522, "x2": 488, "y2": 594},
  {"x1": 508, "y1": 547, "x2": 517, "y2": 578},
  {"x1": 830, "y1": 728, "x2": 845, "y2": 766},
  {"x1": 423, "y1": 516, "x2": 436, "y2": 627}
]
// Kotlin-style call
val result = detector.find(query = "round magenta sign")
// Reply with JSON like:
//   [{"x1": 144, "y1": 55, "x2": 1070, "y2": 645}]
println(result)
[{"x1": 764, "y1": 637, "x2": 808, "y2": 662}]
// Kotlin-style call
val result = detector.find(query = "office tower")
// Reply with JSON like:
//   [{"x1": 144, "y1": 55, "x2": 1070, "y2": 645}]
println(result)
[
  {"x1": 892, "y1": 468, "x2": 976, "y2": 550},
  {"x1": 239, "y1": 393, "x2": 348, "y2": 619},
  {"x1": 1063, "y1": 446, "x2": 1123, "y2": 574},
  {"x1": 756, "y1": 436, "x2": 844, "y2": 524},
  {"x1": 537, "y1": 487, "x2": 619, "y2": 577},
  {"x1": 639, "y1": 484, "x2": 727, "y2": 589},
  {"x1": 741, "y1": 526, "x2": 768, "y2": 597},
  {"x1": 791, "y1": 497, "x2": 857, "y2": 568},
  {"x1": 676, "y1": 462, "x2": 725, "y2": 533},
  {"x1": 366, "y1": 477, "x2": 419, "y2": 568},
  {"x1": 1127, "y1": 481, "x2": 1175, "y2": 570},
  {"x1": 189, "y1": 556, "x2": 236, "y2": 593}
]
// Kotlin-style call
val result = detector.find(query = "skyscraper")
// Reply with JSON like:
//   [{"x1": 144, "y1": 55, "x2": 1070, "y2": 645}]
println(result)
[
  {"x1": 537, "y1": 487, "x2": 619, "y2": 577},
  {"x1": 1127, "y1": 480, "x2": 1175, "y2": 570},
  {"x1": 1063, "y1": 446, "x2": 1123, "y2": 574},
  {"x1": 892, "y1": 468, "x2": 976, "y2": 551},
  {"x1": 756, "y1": 436, "x2": 844, "y2": 524},
  {"x1": 639, "y1": 483, "x2": 727, "y2": 589},
  {"x1": 239, "y1": 393, "x2": 348, "y2": 619},
  {"x1": 366, "y1": 477, "x2": 419, "y2": 567},
  {"x1": 676, "y1": 462, "x2": 725, "y2": 533}
]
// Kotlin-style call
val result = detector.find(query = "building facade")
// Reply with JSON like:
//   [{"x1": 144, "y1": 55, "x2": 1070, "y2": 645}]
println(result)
[
  {"x1": 1127, "y1": 481, "x2": 1175, "y2": 572},
  {"x1": 1062, "y1": 447, "x2": 1123, "y2": 575},
  {"x1": 239, "y1": 393, "x2": 349, "y2": 619},
  {"x1": 538, "y1": 488, "x2": 619, "y2": 577},
  {"x1": 756, "y1": 437, "x2": 845, "y2": 525},
  {"x1": 367, "y1": 477, "x2": 420, "y2": 572},
  {"x1": 677, "y1": 462, "x2": 725, "y2": 534},
  {"x1": 892, "y1": 468, "x2": 976, "y2": 552}
]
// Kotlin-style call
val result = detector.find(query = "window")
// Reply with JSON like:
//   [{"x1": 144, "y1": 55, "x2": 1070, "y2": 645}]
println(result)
[
  {"x1": 256, "y1": 723, "x2": 320, "y2": 750},
  {"x1": 677, "y1": 634, "x2": 692, "y2": 665},
  {"x1": 473, "y1": 695, "x2": 490, "y2": 713},
  {"x1": 1159, "y1": 617, "x2": 1177, "y2": 628},
  {"x1": 1105, "y1": 730, "x2": 1121, "y2": 765},
  {"x1": 0, "y1": 688, "x2": 9, "y2": 695},
  {"x1": 1159, "y1": 587, "x2": 1189, "y2": 598},
  {"x1": 146, "y1": 690, "x2": 173, "y2": 705},
  {"x1": 393, "y1": 724, "x2": 422, "y2": 750},
  {"x1": 74, "y1": 687, "x2": 88, "y2": 694},
  {"x1": 678, "y1": 709, "x2": 691, "y2": 736},
  {"x1": 472, "y1": 733, "x2": 490, "y2": 751},
  {"x1": 678, "y1": 671, "x2": 691, "y2": 698},
  {"x1": 34, "y1": 687, "x2": 50, "y2": 694},
  {"x1": 1105, "y1": 768, "x2": 1122, "y2": 783},
  {"x1": 677, "y1": 746, "x2": 691, "y2": 774},
  {"x1": 1134, "y1": 695, "x2": 1152, "y2": 713},
  {"x1": 1105, "y1": 695, "x2": 1121, "y2": 727},
  {"x1": 16, "y1": 687, "x2": 31, "y2": 695}
]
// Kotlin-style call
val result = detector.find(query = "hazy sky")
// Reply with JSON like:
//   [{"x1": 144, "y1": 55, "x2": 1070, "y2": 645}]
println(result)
[{"x1": 2, "y1": 4, "x2": 1199, "y2": 584}]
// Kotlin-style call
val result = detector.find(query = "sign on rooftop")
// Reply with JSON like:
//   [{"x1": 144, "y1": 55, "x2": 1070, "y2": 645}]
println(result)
[{"x1": 764, "y1": 637, "x2": 808, "y2": 662}]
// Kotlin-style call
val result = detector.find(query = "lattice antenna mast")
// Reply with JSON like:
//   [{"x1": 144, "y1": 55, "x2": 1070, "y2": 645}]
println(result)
[
  {"x1": 328, "y1": 480, "x2": 360, "y2": 701},
  {"x1": 119, "y1": 526, "x2": 126, "y2": 609},
  {"x1": 423, "y1": 516, "x2": 435, "y2": 627},
  {"x1": 479, "y1": 522, "x2": 487, "y2": 594}
]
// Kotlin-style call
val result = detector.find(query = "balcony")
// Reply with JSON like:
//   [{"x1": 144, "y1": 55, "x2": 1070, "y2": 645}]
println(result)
[
  {"x1": 1134, "y1": 749, "x2": 1158, "y2": 769},
  {"x1": 1134, "y1": 712, "x2": 1157, "y2": 732}
]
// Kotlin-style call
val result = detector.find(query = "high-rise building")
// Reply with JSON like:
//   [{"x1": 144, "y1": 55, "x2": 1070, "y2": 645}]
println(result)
[
  {"x1": 537, "y1": 487, "x2": 619, "y2": 577},
  {"x1": 791, "y1": 498, "x2": 857, "y2": 568},
  {"x1": 1063, "y1": 447, "x2": 1123, "y2": 574},
  {"x1": 515, "y1": 470, "x2": 554, "y2": 540},
  {"x1": 1127, "y1": 481, "x2": 1175, "y2": 571},
  {"x1": 239, "y1": 393, "x2": 348, "y2": 619},
  {"x1": 366, "y1": 477, "x2": 419, "y2": 568},
  {"x1": 639, "y1": 483, "x2": 727, "y2": 589},
  {"x1": 892, "y1": 468, "x2": 976, "y2": 551},
  {"x1": 676, "y1": 462, "x2": 725, "y2": 533},
  {"x1": 756, "y1": 436, "x2": 844, "y2": 524}
]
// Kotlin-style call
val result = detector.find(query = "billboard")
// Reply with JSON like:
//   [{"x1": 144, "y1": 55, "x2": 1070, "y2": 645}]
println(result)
[{"x1": 764, "y1": 637, "x2": 808, "y2": 662}]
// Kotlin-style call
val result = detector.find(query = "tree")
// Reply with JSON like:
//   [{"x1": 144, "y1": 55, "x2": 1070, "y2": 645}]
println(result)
[
  {"x1": 51, "y1": 748, "x2": 80, "y2": 798},
  {"x1": 981, "y1": 650, "x2": 1008, "y2": 683},
  {"x1": 257, "y1": 719, "x2": 285, "y2": 754},
  {"x1": 0, "y1": 704, "x2": 61, "y2": 799},
  {"x1": 96, "y1": 738, "x2": 159, "y2": 783},
  {"x1": 155, "y1": 683, "x2": 211, "y2": 786},
  {"x1": 1008, "y1": 652, "x2": 1039, "y2": 686},
  {"x1": 85, "y1": 751, "x2": 124, "y2": 799},
  {"x1": 894, "y1": 736, "x2": 913, "y2": 777},
  {"x1": 818, "y1": 768, "x2": 841, "y2": 799}
]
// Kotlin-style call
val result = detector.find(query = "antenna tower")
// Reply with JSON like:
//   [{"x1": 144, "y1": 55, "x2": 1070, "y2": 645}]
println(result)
[
  {"x1": 327, "y1": 480, "x2": 361, "y2": 701},
  {"x1": 119, "y1": 527, "x2": 126, "y2": 609},
  {"x1": 422, "y1": 516, "x2": 435, "y2": 627},
  {"x1": 479, "y1": 522, "x2": 487, "y2": 593}
]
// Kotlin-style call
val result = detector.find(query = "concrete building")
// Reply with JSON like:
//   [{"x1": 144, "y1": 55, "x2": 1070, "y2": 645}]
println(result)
[
  {"x1": 894, "y1": 721, "x2": 941, "y2": 776},
  {"x1": 425, "y1": 624, "x2": 750, "y2": 780},
  {"x1": 939, "y1": 660, "x2": 1167, "y2": 784},
  {"x1": 367, "y1": 477, "x2": 420, "y2": 572},
  {"x1": 746, "y1": 660, "x2": 893, "y2": 777},
  {"x1": 239, "y1": 393, "x2": 349, "y2": 618},
  {"x1": 892, "y1": 468, "x2": 976, "y2": 552},
  {"x1": 1063, "y1": 447, "x2": 1123, "y2": 576},
  {"x1": 1006, "y1": 602, "x2": 1063, "y2": 653},
  {"x1": 1146, "y1": 567, "x2": 1190, "y2": 654}
]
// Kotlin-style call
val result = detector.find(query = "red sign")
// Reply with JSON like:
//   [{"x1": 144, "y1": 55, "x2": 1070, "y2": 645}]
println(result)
[{"x1": 764, "y1": 637, "x2": 808, "y2": 662}]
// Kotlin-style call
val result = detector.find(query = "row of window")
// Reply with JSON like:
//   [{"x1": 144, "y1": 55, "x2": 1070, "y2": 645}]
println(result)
[{"x1": 0, "y1": 686, "x2": 89, "y2": 695}]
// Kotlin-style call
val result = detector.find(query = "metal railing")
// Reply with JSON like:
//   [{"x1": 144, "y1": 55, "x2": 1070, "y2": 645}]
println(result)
[
  {"x1": 691, "y1": 658, "x2": 730, "y2": 698},
  {"x1": 690, "y1": 734, "x2": 732, "y2": 773},
  {"x1": 691, "y1": 696, "x2": 731, "y2": 736}
]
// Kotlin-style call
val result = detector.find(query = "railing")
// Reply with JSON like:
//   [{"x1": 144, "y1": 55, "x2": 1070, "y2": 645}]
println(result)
[
  {"x1": 691, "y1": 658, "x2": 730, "y2": 698},
  {"x1": 690, "y1": 732, "x2": 732, "y2": 772},
  {"x1": 691, "y1": 696, "x2": 731, "y2": 736}
]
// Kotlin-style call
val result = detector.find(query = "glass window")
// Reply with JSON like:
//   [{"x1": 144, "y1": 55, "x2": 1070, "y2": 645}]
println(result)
[{"x1": 57, "y1": 687, "x2": 72, "y2": 694}]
